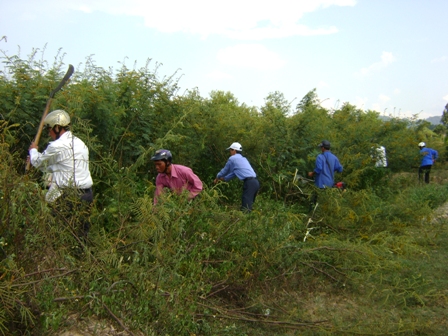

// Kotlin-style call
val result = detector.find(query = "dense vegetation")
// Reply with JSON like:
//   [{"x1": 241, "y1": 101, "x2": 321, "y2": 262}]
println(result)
[{"x1": 1, "y1": 49, "x2": 448, "y2": 335}]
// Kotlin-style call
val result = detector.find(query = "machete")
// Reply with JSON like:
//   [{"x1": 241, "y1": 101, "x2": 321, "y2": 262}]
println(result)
[{"x1": 26, "y1": 64, "x2": 74, "y2": 171}]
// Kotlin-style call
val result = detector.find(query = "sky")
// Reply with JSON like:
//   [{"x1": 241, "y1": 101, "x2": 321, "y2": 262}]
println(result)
[{"x1": 1, "y1": 0, "x2": 448, "y2": 119}]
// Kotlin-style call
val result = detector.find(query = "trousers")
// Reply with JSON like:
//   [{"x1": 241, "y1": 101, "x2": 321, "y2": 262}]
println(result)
[
  {"x1": 418, "y1": 165, "x2": 432, "y2": 184},
  {"x1": 241, "y1": 178, "x2": 260, "y2": 212}
]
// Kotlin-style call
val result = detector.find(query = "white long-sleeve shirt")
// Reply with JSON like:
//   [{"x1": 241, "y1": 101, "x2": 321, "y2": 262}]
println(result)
[{"x1": 29, "y1": 131, "x2": 93, "y2": 202}]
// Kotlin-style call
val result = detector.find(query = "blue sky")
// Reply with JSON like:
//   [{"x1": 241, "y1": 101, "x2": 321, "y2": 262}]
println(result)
[{"x1": 1, "y1": 0, "x2": 447, "y2": 119}]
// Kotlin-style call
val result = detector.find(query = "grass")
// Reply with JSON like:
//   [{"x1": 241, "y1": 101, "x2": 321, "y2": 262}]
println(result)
[{"x1": 1, "y1": 168, "x2": 448, "y2": 335}]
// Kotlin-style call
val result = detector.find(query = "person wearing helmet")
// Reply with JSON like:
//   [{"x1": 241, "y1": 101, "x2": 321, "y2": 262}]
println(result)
[
  {"x1": 28, "y1": 109, "x2": 93, "y2": 238},
  {"x1": 418, "y1": 142, "x2": 438, "y2": 183},
  {"x1": 214, "y1": 142, "x2": 260, "y2": 213},
  {"x1": 150, "y1": 149, "x2": 203, "y2": 203},
  {"x1": 308, "y1": 140, "x2": 343, "y2": 188}
]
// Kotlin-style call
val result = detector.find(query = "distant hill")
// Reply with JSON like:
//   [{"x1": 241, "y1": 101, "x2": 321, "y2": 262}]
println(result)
[
  {"x1": 379, "y1": 115, "x2": 442, "y2": 125},
  {"x1": 425, "y1": 116, "x2": 442, "y2": 125}
]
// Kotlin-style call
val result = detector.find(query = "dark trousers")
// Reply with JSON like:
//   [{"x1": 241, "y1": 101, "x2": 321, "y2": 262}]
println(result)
[
  {"x1": 418, "y1": 165, "x2": 432, "y2": 183},
  {"x1": 242, "y1": 178, "x2": 260, "y2": 212},
  {"x1": 309, "y1": 189, "x2": 323, "y2": 213},
  {"x1": 53, "y1": 188, "x2": 93, "y2": 240}
]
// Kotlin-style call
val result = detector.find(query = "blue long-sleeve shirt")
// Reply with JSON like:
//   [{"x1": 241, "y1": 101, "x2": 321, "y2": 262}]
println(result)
[
  {"x1": 420, "y1": 147, "x2": 438, "y2": 166},
  {"x1": 314, "y1": 151, "x2": 343, "y2": 188},
  {"x1": 217, "y1": 153, "x2": 256, "y2": 181}
]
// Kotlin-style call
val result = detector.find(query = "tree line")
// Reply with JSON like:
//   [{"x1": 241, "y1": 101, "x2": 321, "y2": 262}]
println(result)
[
  {"x1": 0, "y1": 49, "x2": 446, "y2": 209},
  {"x1": 1, "y1": 48, "x2": 448, "y2": 336}
]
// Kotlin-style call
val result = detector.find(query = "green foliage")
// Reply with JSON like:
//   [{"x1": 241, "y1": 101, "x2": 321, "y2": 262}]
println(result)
[
  {"x1": 441, "y1": 103, "x2": 448, "y2": 126},
  {"x1": 1, "y1": 48, "x2": 448, "y2": 335}
]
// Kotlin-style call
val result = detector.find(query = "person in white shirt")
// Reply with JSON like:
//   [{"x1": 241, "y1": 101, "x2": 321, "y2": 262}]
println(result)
[
  {"x1": 28, "y1": 109, "x2": 93, "y2": 238},
  {"x1": 371, "y1": 145, "x2": 388, "y2": 168}
]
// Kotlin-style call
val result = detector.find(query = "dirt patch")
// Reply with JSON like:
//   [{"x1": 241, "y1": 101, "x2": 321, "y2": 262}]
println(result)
[
  {"x1": 431, "y1": 202, "x2": 448, "y2": 224},
  {"x1": 56, "y1": 314, "x2": 145, "y2": 336}
]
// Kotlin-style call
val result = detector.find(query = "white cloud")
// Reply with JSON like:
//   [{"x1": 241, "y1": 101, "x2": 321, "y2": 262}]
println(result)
[
  {"x1": 371, "y1": 103, "x2": 382, "y2": 113},
  {"x1": 78, "y1": 5, "x2": 93, "y2": 13},
  {"x1": 380, "y1": 51, "x2": 395, "y2": 64},
  {"x1": 58, "y1": 0, "x2": 356, "y2": 39},
  {"x1": 357, "y1": 51, "x2": 396, "y2": 76},
  {"x1": 399, "y1": 109, "x2": 416, "y2": 118},
  {"x1": 216, "y1": 44, "x2": 286, "y2": 70},
  {"x1": 335, "y1": 0, "x2": 357, "y2": 5},
  {"x1": 393, "y1": 89, "x2": 401, "y2": 95},
  {"x1": 431, "y1": 56, "x2": 447, "y2": 63},
  {"x1": 317, "y1": 81, "x2": 329, "y2": 89},
  {"x1": 206, "y1": 70, "x2": 233, "y2": 80},
  {"x1": 379, "y1": 94, "x2": 390, "y2": 102},
  {"x1": 319, "y1": 97, "x2": 334, "y2": 110},
  {"x1": 225, "y1": 24, "x2": 338, "y2": 40},
  {"x1": 443, "y1": 94, "x2": 448, "y2": 101},
  {"x1": 353, "y1": 96, "x2": 368, "y2": 110}
]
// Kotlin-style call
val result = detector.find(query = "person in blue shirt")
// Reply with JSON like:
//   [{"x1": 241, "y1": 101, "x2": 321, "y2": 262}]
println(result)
[
  {"x1": 418, "y1": 142, "x2": 438, "y2": 183},
  {"x1": 308, "y1": 140, "x2": 343, "y2": 188},
  {"x1": 214, "y1": 142, "x2": 260, "y2": 212}
]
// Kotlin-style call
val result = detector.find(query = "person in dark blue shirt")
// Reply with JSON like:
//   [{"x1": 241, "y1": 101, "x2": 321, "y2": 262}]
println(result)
[
  {"x1": 214, "y1": 142, "x2": 260, "y2": 212},
  {"x1": 418, "y1": 142, "x2": 438, "y2": 183},
  {"x1": 308, "y1": 140, "x2": 343, "y2": 188}
]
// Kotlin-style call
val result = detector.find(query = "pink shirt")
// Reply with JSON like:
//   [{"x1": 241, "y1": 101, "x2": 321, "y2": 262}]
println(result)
[{"x1": 154, "y1": 164, "x2": 203, "y2": 202}]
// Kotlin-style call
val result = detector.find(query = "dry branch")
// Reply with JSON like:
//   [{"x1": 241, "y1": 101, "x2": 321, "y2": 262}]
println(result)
[
  {"x1": 11, "y1": 269, "x2": 77, "y2": 287},
  {"x1": 196, "y1": 302, "x2": 329, "y2": 330}
]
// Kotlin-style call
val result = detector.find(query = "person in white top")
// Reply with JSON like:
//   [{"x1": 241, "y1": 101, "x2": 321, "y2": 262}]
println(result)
[
  {"x1": 371, "y1": 145, "x2": 388, "y2": 168},
  {"x1": 28, "y1": 109, "x2": 93, "y2": 238}
]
